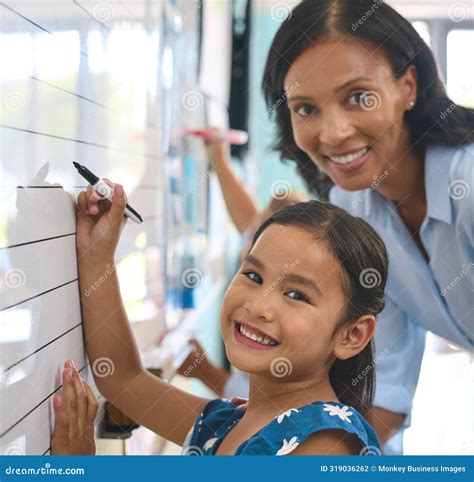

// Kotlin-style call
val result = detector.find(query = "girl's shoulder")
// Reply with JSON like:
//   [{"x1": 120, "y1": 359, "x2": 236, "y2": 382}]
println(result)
[{"x1": 185, "y1": 399, "x2": 381, "y2": 456}]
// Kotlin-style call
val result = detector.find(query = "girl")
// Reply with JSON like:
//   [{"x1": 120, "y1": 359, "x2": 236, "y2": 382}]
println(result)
[
  {"x1": 75, "y1": 184, "x2": 387, "y2": 455},
  {"x1": 176, "y1": 126, "x2": 306, "y2": 398},
  {"x1": 261, "y1": 0, "x2": 474, "y2": 452}
]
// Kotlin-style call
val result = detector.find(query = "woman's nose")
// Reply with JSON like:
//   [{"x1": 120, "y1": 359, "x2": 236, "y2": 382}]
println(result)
[{"x1": 318, "y1": 113, "x2": 356, "y2": 146}]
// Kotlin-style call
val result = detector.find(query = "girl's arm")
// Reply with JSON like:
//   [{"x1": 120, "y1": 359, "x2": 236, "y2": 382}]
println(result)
[
  {"x1": 203, "y1": 127, "x2": 260, "y2": 234},
  {"x1": 76, "y1": 184, "x2": 209, "y2": 446}
]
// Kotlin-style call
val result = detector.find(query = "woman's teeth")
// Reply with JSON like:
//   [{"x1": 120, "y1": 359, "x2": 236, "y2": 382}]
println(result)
[
  {"x1": 238, "y1": 323, "x2": 277, "y2": 346},
  {"x1": 328, "y1": 147, "x2": 369, "y2": 164}
]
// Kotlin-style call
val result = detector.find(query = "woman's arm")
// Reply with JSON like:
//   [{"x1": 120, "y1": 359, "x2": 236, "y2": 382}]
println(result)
[
  {"x1": 204, "y1": 127, "x2": 260, "y2": 234},
  {"x1": 76, "y1": 184, "x2": 209, "y2": 446}
]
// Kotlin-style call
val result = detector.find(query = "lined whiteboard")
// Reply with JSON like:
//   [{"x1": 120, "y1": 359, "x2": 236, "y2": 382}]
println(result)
[{"x1": 0, "y1": 0, "x2": 206, "y2": 455}]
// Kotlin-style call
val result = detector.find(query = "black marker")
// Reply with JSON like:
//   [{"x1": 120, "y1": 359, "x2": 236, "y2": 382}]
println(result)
[{"x1": 73, "y1": 162, "x2": 143, "y2": 224}]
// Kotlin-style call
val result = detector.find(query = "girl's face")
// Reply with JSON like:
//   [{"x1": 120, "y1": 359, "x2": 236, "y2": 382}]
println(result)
[
  {"x1": 284, "y1": 37, "x2": 417, "y2": 192},
  {"x1": 220, "y1": 224, "x2": 349, "y2": 382}
]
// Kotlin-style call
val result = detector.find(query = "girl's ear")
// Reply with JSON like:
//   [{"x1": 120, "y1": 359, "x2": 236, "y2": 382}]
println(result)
[{"x1": 333, "y1": 315, "x2": 376, "y2": 361}]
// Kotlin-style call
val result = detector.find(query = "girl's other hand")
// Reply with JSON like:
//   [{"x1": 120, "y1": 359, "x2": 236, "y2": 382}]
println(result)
[
  {"x1": 51, "y1": 360, "x2": 99, "y2": 455},
  {"x1": 76, "y1": 179, "x2": 128, "y2": 263}
]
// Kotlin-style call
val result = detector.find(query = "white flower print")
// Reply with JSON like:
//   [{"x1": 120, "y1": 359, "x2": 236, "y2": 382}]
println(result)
[
  {"x1": 276, "y1": 408, "x2": 300, "y2": 424},
  {"x1": 323, "y1": 403, "x2": 353, "y2": 423},
  {"x1": 203, "y1": 437, "x2": 219, "y2": 451},
  {"x1": 276, "y1": 436, "x2": 299, "y2": 455}
]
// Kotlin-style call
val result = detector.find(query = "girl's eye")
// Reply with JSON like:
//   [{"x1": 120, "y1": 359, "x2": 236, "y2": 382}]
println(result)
[
  {"x1": 243, "y1": 271, "x2": 262, "y2": 284},
  {"x1": 286, "y1": 290, "x2": 309, "y2": 303},
  {"x1": 294, "y1": 104, "x2": 316, "y2": 118},
  {"x1": 349, "y1": 91, "x2": 373, "y2": 107}
]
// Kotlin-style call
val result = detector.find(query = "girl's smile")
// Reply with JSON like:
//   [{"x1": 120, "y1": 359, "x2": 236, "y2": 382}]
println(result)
[{"x1": 233, "y1": 321, "x2": 280, "y2": 350}]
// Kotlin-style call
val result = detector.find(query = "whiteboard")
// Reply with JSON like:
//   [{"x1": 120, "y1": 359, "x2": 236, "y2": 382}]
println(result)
[{"x1": 0, "y1": 0, "x2": 204, "y2": 455}]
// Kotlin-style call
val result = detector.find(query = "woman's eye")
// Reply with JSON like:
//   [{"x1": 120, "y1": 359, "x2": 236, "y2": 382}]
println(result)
[
  {"x1": 286, "y1": 290, "x2": 309, "y2": 303},
  {"x1": 349, "y1": 91, "x2": 373, "y2": 107},
  {"x1": 294, "y1": 104, "x2": 316, "y2": 117},
  {"x1": 243, "y1": 271, "x2": 262, "y2": 284}
]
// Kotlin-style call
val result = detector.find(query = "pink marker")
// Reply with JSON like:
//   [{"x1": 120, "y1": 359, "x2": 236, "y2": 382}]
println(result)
[{"x1": 184, "y1": 128, "x2": 249, "y2": 145}]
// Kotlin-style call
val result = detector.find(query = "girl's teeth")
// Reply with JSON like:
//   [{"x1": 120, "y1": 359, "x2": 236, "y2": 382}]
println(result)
[
  {"x1": 329, "y1": 147, "x2": 368, "y2": 164},
  {"x1": 239, "y1": 324, "x2": 276, "y2": 346}
]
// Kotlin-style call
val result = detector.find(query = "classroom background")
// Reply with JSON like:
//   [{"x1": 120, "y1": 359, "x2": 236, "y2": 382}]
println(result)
[{"x1": 0, "y1": 0, "x2": 472, "y2": 456}]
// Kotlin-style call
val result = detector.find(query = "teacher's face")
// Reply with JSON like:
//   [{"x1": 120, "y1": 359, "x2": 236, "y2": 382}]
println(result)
[{"x1": 284, "y1": 36, "x2": 417, "y2": 192}]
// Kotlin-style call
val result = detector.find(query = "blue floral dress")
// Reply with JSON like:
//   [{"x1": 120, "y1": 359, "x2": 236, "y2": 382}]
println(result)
[{"x1": 182, "y1": 399, "x2": 381, "y2": 455}]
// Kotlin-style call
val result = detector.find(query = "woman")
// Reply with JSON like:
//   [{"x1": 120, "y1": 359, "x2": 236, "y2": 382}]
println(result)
[{"x1": 262, "y1": 0, "x2": 474, "y2": 454}]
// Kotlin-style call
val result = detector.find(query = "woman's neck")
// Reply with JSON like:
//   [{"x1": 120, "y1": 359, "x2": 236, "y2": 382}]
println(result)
[
  {"x1": 246, "y1": 372, "x2": 338, "y2": 415},
  {"x1": 376, "y1": 142, "x2": 427, "y2": 207}
]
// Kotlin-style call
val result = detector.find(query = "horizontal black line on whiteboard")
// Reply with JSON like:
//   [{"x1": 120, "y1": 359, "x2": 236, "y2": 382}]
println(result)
[
  {"x1": 0, "y1": 279, "x2": 78, "y2": 312},
  {"x1": 0, "y1": 232, "x2": 76, "y2": 250},
  {"x1": 42, "y1": 447, "x2": 51, "y2": 456},
  {"x1": 0, "y1": 125, "x2": 160, "y2": 161},
  {"x1": 0, "y1": 365, "x2": 87, "y2": 438},
  {"x1": 5, "y1": 323, "x2": 83, "y2": 374},
  {"x1": 0, "y1": 2, "x2": 52, "y2": 34},
  {"x1": 0, "y1": 3, "x2": 89, "y2": 59},
  {"x1": 29, "y1": 75, "x2": 159, "y2": 130}
]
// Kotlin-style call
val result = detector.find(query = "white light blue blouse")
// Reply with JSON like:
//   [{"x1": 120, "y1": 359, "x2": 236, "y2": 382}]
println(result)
[{"x1": 330, "y1": 143, "x2": 474, "y2": 453}]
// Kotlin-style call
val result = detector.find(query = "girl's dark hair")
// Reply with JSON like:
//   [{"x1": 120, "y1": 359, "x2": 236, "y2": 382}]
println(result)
[
  {"x1": 251, "y1": 200, "x2": 388, "y2": 416},
  {"x1": 262, "y1": 0, "x2": 474, "y2": 197}
]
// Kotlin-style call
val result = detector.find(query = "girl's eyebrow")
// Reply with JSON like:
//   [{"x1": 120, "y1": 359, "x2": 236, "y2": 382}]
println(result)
[
  {"x1": 286, "y1": 76, "x2": 372, "y2": 103},
  {"x1": 242, "y1": 254, "x2": 265, "y2": 270},
  {"x1": 285, "y1": 273, "x2": 322, "y2": 296},
  {"x1": 243, "y1": 255, "x2": 322, "y2": 296}
]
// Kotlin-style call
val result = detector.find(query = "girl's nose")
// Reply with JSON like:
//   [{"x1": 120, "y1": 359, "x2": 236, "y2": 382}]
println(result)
[
  {"x1": 318, "y1": 113, "x2": 356, "y2": 146},
  {"x1": 243, "y1": 294, "x2": 276, "y2": 322}
]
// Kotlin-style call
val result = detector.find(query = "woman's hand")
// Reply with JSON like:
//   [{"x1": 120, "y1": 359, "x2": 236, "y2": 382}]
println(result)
[
  {"x1": 76, "y1": 180, "x2": 128, "y2": 264},
  {"x1": 201, "y1": 127, "x2": 230, "y2": 167},
  {"x1": 51, "y1": 360, "x2": 99, "y2": 455}
]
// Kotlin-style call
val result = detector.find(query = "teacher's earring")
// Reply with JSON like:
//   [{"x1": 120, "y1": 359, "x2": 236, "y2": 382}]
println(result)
[{"x1": 408, "y1": 100, "x2": 416, "y2": 110}]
